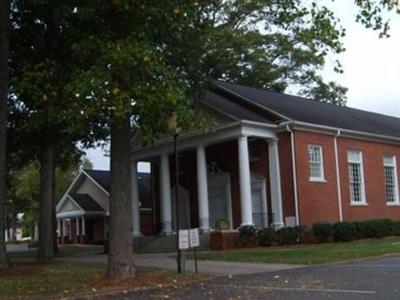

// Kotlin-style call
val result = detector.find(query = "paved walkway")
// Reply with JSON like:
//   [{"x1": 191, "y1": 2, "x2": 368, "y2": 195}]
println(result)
[
  {"x1": 129, "y1": 255, "x2": 400, "y2": 299},
  {"x1": 60, "y1": 251, "x2": 304, "y2": 276}
]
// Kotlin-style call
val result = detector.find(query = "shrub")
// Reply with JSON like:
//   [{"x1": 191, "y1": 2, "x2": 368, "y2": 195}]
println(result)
[
  {"x1": 276, "y1": 227, "x2": 298, "y2": 245},
  {"x1": 238, "y1": 225, "x2": 257, "y2": 246},
  {"x1": 215, "y1": 218, "x2": 230, "y2": 230},
  {"x1": 256, "y1": 228, "x2": 276, "y2": 246},
  {"x1": 295, "y1": 225, "x2": 307, "y2": 243},
  {"x1": 363, "y1": 219, "x2": 394, "y2": 238},
  {"x1": 312, "y1": 222, "x2": 333, "y2": 243},
  {"x1": 333, "y1": 222, "x2": 357, "y2": 242},
  {"x1": 302, "y1": 228, "x2": 317, "y2": 244},
  {"x1": 351, "y1": 221, "x2": 367, "y2": 239},
  {"x1": 393, "y1": 221, "x2": 400, "y2": 236}
]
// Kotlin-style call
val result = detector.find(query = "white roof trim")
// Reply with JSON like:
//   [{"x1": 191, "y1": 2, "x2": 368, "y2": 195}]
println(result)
[
  {"x1": 56, "y1": 170, "x2": 86, "y2": 212},
  {"x1": 57, "y1": 195, "x2": 85, "y2": 215}
]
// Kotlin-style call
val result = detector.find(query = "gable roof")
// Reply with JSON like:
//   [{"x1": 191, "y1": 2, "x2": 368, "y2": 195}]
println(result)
[
  {"x1": 84, "y1": 169, "x2": 110, "y2": 193},
  {"x1": 210, "y1": 81, "x2": 400, "y2": 138},
  {"x1": 68, "y1": 193, "x2": 104, "y2": 212}
]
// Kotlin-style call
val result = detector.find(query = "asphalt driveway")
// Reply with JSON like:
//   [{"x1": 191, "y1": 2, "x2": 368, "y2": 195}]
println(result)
[{"x1": 129, "y1": 255, "x2": 400, "y2": 300}]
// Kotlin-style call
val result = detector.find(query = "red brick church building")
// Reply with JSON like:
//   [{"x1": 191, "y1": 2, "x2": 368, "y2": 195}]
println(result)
[
  {"x1": 58, "y1": 81, "x2": 400, "y2": 244},
  {"x1": 131, "y1": 81, "x2": 400, "y2": 236}
]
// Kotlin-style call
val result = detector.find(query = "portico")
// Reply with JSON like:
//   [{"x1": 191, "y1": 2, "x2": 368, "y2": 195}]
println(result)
[{"x1": 131, "y1": 120, "x2": 286, "y2": 236}]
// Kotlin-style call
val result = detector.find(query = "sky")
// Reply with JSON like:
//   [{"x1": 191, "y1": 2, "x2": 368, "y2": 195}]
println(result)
[{"x1": 86, "y1": 1, "x2": 400, "y2": 171}]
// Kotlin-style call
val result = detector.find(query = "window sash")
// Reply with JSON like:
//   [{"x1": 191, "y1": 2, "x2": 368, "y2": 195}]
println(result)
[
  {"x1": 383, "y1": 156, "x2": 399, "y2": 203},
  {"x1": 308, "y1": 145, "x2": 324, "y2": 180},
  {"x1": 347, "y1": 150, "x2": 365, "y2": 204}
]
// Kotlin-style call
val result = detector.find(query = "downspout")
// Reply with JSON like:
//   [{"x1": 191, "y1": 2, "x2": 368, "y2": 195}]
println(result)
[
  {"x1": 334, "y1": 130, "x2": 344, "y2": 222},
  {"x1": 286, "y1": 125, "x2": 300, "y2": 226}
]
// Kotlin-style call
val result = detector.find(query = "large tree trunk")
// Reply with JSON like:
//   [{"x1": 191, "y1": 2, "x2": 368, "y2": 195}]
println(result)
[
  {"x1": 107, "y1": 117, "x2": 135, "y2": 278},
  {"x1": 37, "y1": 141, "x2": 55, "y2": 260},
  {"x1": 0, "y1": 0, "x2": 10, "y2": 268},
  {"x1": 52, "y1": 166, "x2": 58, "y2": 253}
]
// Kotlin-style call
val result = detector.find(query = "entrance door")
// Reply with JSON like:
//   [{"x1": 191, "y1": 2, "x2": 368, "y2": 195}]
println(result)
[
  {"x1": 208, "y1": 173, "x2": 232, "y2": 229},
  {"x1": 172, "y1": 185, "x2": 190, "y2": 231},
  {"x1": 251, "y1": 187, "x2": 265, "y2": 228},
  {"x1": 251, "y1": 172, "x2": 268, "y2": 228}
]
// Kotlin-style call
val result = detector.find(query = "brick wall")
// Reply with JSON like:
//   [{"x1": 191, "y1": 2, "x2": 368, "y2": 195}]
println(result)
[
  {"x1": 294, "y1": 130, "x2": 341, "y2": 225},
  {"x1": 338, "y1": 136, "x2": 400, "y2": 221},
  {"x1": 293, "y1": 129, "x2": 400, "y2": 225}
]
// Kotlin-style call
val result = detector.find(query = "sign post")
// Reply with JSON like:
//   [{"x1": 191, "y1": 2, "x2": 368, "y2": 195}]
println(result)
[
  {"x1": 189, "y1": 228, "x2": 200, "y2": 273},
  {"x1": 179, "y1": 228, "x2": 200, "y2": 273}
]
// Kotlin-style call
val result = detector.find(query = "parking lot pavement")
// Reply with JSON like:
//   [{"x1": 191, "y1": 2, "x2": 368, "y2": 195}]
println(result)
[{"x1": 128, "y1": 255, "x2": 400, "y2": 300}]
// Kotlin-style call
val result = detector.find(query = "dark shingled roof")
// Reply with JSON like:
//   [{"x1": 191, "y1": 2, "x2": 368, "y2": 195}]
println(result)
[
  {"x1": 68, "y1": 193, "x2": 104, "y2": 212},
  {"x1": 82, "y1": 169, "x2": 152, "y2": 208},
  {"x1": 212, "y1": 81, "x2": 400, "y2": 138},
  {"x1": 84, "y1": 169, "x2": 110, "y2": 192},
  {"x1": 202, "y1": 90, "x2": 274, "y2": 124}
]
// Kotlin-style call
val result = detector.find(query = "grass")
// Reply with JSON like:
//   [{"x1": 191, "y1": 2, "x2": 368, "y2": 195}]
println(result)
[
  {"x1": 0, "y1": 263, "x2": 206, "y2": 299},
  {"x1": 0, "y1": 262, "x2": 105, "y2": 299},
  {"x1": 8, "y1": 244, "x2": 103, "y2": 259},
  {"x1": 1, "y1": 245, "x2": 208, "y2": 299},
  {"x1": 192, "y1": 236, "x2": 400, "y2": 265}
]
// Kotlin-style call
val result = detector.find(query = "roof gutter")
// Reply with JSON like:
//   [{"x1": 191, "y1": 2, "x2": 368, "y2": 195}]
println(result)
[
  {"x1": 285, "y1": 124, "x2": 300, "y2": 226},
  {"x1": 278, "y1": 120, "x2": 400, "y2": 144},
  {"x1": 334, "y1": 129, "x2": 344, "y2": 222}
]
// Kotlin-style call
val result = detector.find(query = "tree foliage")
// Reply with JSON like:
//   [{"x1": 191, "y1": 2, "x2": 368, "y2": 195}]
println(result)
[{"x1": 0, "y1": 0, "x2": 10, "y2": 268}]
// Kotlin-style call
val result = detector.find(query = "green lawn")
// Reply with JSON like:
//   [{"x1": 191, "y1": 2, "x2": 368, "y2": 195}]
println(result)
[
  {"x1": 2, "y1": 245, "x2": 206, "y2": 299},
  {"x1": 0, "y1": 262, "x2": 105, "y2": 299},
  {"x1": 8, "y1": 244, "x2": 103, "y2": 259},
  {"x1": 193, "y1": 237, "x2": 400, "y2": 265}
]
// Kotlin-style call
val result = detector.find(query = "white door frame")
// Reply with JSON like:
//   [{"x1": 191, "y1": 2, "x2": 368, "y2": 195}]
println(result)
[
  {"x1": 208, "y1": 172, "x2": 233, "y2": 229},
  {"x1": 251, "y1": 172, "x2": 268, "y2": 227}
]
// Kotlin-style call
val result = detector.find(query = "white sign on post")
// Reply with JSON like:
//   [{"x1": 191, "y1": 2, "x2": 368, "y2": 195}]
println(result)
[
  {"x1": 189, "y1": 228, "x2": 200, "y2": 248},
  {"x1": 179, "y1": 230, "x2": 189, "y2": 250}
]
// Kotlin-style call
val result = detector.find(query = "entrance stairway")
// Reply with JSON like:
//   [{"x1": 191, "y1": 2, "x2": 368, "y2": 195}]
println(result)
[{"x1": 133, "y1": 233, "x2": 210, "y2": 253}]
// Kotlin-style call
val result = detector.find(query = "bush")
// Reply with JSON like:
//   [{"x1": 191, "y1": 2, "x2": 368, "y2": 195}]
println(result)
[
  {"x1": 275, "y1": 227, "x2": 298, "y2": 245},
  {"x1": 351, "y1": 221, "x2": 367, "y2": 239},
  {"x1": 302, "y1": 228, "x2": 317, "y2": 244},
  {"x1": 295, "y1": 225, "x2": 307, "y2": 243},
  {"x1": 215, "y1": 218, "x2": 230, "y2": 230},
  {"x1": 238, "y1": 225, "x2": 257, "y2": 246},
  {"x1": 333, "y1": 222, "x2": 357, "y2": 242},
  {"x1": 312, "y1": 222, "x2": 333, "y2": 243},
  {"x1": 393, "y1": 221, "x2": 400, "y2": 236},
  {"x1": 256, "y1": 228, "x2": 276, "y2": 246},
  {"x1": 363, "y1": 219, "x2": 394, "y2": 238}
]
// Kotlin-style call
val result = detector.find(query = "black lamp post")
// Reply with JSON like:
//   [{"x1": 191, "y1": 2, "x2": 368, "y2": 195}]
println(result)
[
  {"x1": 168, "y1": 113, "x2": 182, "y2": 274},
  {"x1": 173, "y1": 132, "x2": 182, "y2": 274}
]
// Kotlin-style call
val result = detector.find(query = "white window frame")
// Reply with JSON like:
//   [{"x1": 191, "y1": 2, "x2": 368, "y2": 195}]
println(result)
[
  {"x1": 383, "y1": 155, "x2": 400, "y2": 205},
  {"x1": 308, "y1": 144, "x2": 326, "y2": 182},
  {"x1": 347, "y1": 150, "x2": 367, "y2": 205}
]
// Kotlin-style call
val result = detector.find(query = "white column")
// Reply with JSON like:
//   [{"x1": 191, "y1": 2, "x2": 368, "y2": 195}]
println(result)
[
  {"x1": 62, "y1": 218, "x2": 67, "y2": 237},
  {"x1": 76, "y1": 218, "x2": 80, "y2": 236},
  {"x1": 268, "y1": 139, "x2": 284, "y2": 228},
  {"x1": 160, "y1": 153, "x2": 173, "y2": 235},
  {"x1": 238, "y1": 136, "x2": 253, "y2": 226},
  {"x1": 197, "y1": 144, "x2": 210, "y2": 232},
  {"x1": 81, "y1": 216, "x2": 86, "y2": 236},
  {"x1": 57, "y1": 219, "x2": 61, "y2": 237},
  {"x1": 131, "y1": 161, "x2": 142, "y2": 237}
]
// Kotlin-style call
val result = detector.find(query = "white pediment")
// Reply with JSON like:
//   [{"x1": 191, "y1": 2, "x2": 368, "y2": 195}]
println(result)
[{"x1": 58, "y1": 196, "x2": 83, "y2": 214}]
